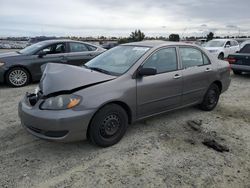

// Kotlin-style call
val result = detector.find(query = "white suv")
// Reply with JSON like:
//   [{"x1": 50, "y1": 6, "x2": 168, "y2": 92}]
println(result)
[{"x1": 204, "y1": 39, "x2": 240, "y2": 59}]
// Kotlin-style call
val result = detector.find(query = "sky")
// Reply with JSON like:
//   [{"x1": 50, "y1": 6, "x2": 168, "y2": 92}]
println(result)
[{"x1": 0, "y1": 0, "x2": 250, "y2": 37}]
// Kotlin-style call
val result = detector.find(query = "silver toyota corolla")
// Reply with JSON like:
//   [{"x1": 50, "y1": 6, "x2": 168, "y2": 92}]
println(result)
[{"x1": 18, "y1": 41, "x2": 231, "y2": 147}]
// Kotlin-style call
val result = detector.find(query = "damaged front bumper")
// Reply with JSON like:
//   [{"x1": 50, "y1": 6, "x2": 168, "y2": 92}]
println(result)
[{"x1": 18, "y1": 93, "x2": 95, "y2": 142}]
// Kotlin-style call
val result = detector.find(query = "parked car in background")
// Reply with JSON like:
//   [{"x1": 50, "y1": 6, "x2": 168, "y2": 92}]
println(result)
[
  {"x1": 239, "y1": 40, "x2": 250, "y2": 49},
  {"x1": 101, "y1": 42, "x2": 118, "y2": 50},
  {"x1": 227, "y1": 41, "x2": 250, "y2": 75},
  {"x1": 204, "y1": 39, "x2": 240, "y2": 59},
  {"x1": 19, "y1": 41, "x2": 231, "y2": 147},
  {"x1": 195, "y1": 39, "x2": 207, "y2": 46},
  {"x1": 0, "y1": 40, "x2": 106, "y2": 87}
]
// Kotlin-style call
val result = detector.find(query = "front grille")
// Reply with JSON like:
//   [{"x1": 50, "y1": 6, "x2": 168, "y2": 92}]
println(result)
[{"x1": 28, "y1": 126, "x2": 68, "y2": 138}]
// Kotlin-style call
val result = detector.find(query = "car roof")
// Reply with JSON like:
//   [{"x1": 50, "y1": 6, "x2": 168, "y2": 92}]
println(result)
[
  {"x1": 37, "y1": 39, "x2": 98, "y2": 46},
  {"x1": 210, "y1": 39, "x2": 236, "y2": 42},
  {"x1": 121, "y1": 40, "x2": 196, "y2": 48}
]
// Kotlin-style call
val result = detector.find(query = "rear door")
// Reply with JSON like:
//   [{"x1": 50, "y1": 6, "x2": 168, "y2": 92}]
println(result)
[
  {"x1": 136, "y1": 47, "x2": 183, "y2": 118},
  {"x1": 179, "y1": 46, "x2": 216, "y2": 105},
  {"x1": 67, "y1": 42, "x2": 98, "y2": 66},
  {"x1": 230, "y1": 40, "x2": 239, "y2": 54}
]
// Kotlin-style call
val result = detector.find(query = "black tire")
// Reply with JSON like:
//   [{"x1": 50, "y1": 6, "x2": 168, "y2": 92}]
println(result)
[
  {"x1": 233, "y1": 70, "x2": 242, "y2": 75},
  {"x1": 199, "y1": 84, "x2": 220, "y2": 111},
  {"x1": 218, "y1": 53, "x2": 224, "y2": 60},
  {"x1": 6, "y1": 67, "x2": 30, "y2": 87},
  {"x1": 88, "y1": 104, "x2": 128, "y2": 147}
]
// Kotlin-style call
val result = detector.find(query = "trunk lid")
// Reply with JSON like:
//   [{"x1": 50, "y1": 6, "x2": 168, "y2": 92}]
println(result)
[{"x1": 227, "y1": 53, "x2": 250, "y2": 66}]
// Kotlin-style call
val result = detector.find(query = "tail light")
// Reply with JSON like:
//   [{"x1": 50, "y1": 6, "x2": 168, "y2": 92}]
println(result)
[{"x1": 226, "y1": 58, "x2": 236, "y2": 64}]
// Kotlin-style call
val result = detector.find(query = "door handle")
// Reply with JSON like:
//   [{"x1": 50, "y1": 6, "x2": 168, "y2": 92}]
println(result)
[
  {"x1": 173, "y1": 74, "x2": 182, "y2": 79},
  {"x1": 205, "y1": 68, "x2": 212, "y2": 72}
]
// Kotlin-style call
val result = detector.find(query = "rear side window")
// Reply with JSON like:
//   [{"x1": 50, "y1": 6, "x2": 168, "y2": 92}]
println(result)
[
  {"x1": 69, "y1": 42, "x2": 89, "y2": 52},
  {"x1": 143, "y1": 47, "x2": 178, "y2": 74},
  {"x1": 203, "y1": 54, "x2": 211, "y2": 65},
  {"x1": 86, "y1": 45, "x2": 97, "y2": 51},
  {"x1": 179, "y1": 47, "x2": 203, "y2": 68},
  {"x1": 232, "y1": 41, "x2": 238, "y2": 46},
  {"x1": 240, "y1": 44, "x2": 250, "y2": 53}
]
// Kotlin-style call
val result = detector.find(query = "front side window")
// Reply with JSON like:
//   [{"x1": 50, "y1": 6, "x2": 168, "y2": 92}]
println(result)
[
  {"x1": 180, "y1": 47, "x2": 204, "y2": 68},
  {"x1": 143, "y1": 48, "x2": 178, "y2": 73},
  {"x1": 225, "y1": 41, "x2": 231, "y2": 47},
  {"x1": 69, "y1": 42, "x2": 89, "y2": 52},
  {"x1": 38, "y1": 43, "x2": 66, "y2": 54}
]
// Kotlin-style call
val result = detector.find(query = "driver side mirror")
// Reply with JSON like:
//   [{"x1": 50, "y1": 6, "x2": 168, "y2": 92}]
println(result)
[
  {"x1": 138, "y1": 67, "x2": 157, "y2": 76},
  {"x1": 38, "y1": 51, "x2": 47, "y2": 58},
  {"x1": 225, "y1": 45, "x2": 230, "y2": 48}
]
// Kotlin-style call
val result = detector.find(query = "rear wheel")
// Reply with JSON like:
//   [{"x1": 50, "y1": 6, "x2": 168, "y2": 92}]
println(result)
[
  {"x1": 88, "y1": 104, "x2": 128, "y2": 147},
  {"x1": 199, "y1": 84, "x2": 220, "y2": 111},
  {"x1": 218, "y1": 53, "x2": 224, "y2": 60},
  {"x1": 6, "y1": 67, "x2": 30, "y2": 87},
  {"x1": 233, "y1": 70, "x2": 242, "y2": 75}
]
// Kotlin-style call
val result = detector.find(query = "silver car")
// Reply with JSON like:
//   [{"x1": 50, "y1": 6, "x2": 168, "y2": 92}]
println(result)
[{"x1": 18, "y1": 41, "x2": 231, "y2": 147}]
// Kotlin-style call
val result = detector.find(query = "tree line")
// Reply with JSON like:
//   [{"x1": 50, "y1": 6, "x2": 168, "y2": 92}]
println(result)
[{"x1": 117, "y1": 29, "x2": 248, "y2": 44}]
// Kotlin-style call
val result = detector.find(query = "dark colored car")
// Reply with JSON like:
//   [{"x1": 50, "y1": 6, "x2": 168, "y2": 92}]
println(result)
[
  {"x1": 101, "y1": 43, "x2": 118, "y2": 50},
  {"x1": 227, "y1": 42, "x2": 250, "y2": 74},
  {"x1": 19, "y1": 41, "x2": 231, "y2": 147},
  {"x1": 0, "y1": 40, "x2": 105, "y2": 87}
]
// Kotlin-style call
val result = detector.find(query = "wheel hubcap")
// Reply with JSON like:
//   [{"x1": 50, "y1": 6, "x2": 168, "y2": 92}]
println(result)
[
  {"x1": 208, "y1": 90, "x2": 217, "y2": 105},
  {"x1": 100, "y1": 114, "x2": 121, "y2": 138},
  {"x1": 9, "y1": 70, "x2": 27, "y2": 86}
]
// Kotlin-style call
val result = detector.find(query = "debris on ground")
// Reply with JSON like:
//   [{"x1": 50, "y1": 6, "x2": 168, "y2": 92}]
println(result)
[
  {"x1": 184, "y1": 139, "x2": 196, "y2": 145},
  {"x1": 202, "y1": 139, "x2": 229, "y2": 153},
  {"x1": 187, "y1": 120, "x2": 202, "y2": 132}
]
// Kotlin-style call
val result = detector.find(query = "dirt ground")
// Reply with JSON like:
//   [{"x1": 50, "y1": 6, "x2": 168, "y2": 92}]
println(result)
[{"x1": 0, "y1": 73, "x2": 249, "y2": 188}]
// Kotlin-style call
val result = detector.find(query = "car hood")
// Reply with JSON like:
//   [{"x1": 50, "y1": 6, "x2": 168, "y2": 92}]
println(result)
[
  {"x1": 0, "y1": 51, "x2": 21, "y2": 58},
  {"x1": 39, "y1": 63, "x2": 117, "y2": 96}
]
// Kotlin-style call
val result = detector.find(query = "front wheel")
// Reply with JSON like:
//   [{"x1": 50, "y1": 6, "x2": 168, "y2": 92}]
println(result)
[
  {"x1": 6, "y1": 67, "x2": 30, "y2": 87},
  {"x1": 199, "y1": 84, "x2": 220, "y2": 111},
  {"x1": 88, "y1": 104, "x2": 128, "y2": 147},
  {"x1": 218, "y1": 53, "x2": 224, "y2": 60}
]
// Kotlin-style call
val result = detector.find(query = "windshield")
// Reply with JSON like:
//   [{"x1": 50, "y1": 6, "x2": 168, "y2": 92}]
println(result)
[
  {"x1": 19, "y1": 42, "x2": 46, "y2": 55},
  {"x1": 204, "y1": 41, "x2": 225, "y2": 47},
  {"x1": 85, "y1": 45, "x2": 150, "y2": 75}
]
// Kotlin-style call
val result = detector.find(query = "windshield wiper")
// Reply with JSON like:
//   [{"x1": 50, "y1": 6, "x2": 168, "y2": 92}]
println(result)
[{"x1": 88, "y1": 67, "x2": 111, "y2": 75}]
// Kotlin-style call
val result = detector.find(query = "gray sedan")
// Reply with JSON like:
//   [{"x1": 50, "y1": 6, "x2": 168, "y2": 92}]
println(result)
[
  {"x1": 0, "y1": 39, "x2": 105, "y2": 87},
  {"x1": 18, "y1": 41, "x2": 231, "y2": 147}
]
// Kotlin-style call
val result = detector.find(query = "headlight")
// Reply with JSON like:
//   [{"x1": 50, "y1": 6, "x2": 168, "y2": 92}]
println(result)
[
  {"x1": 0, "y1": 62, "x2": 5, "y2": 67},
  {"x1": 40, "y1": 94, "x2": 81, "y2": 110}
]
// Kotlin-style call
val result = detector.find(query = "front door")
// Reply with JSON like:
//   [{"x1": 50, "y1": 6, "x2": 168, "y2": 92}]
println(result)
[
  {"x1": 30, "y1": 42, "x2": 67, "y2": 79},
  {"x1": 136, "y1": 47, "x2": 182, "y2": 118}
]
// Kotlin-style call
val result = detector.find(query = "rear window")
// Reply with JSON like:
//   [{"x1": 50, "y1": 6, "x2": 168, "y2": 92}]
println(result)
[{"x1": 240, "y1": 44, "x2": 250, "y2": 53}]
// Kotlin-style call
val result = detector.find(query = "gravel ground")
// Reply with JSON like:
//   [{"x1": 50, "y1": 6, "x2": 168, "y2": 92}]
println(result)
[{"x1": 0, "y1": 73, "x2": 249, "y2": 188}]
